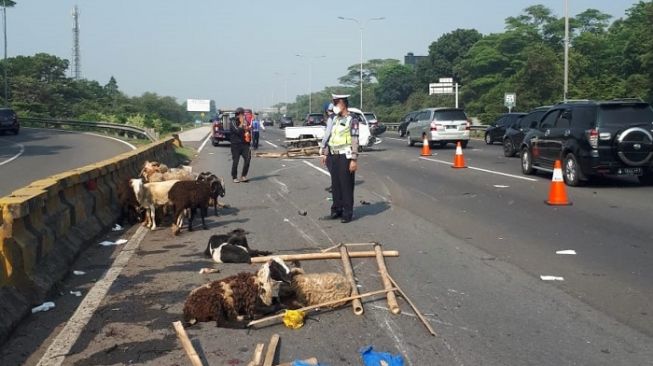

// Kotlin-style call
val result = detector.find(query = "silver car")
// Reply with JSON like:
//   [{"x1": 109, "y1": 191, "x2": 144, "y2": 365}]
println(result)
[{"x1": 406, "y1": 108, "x2": 470, "y2": 148}]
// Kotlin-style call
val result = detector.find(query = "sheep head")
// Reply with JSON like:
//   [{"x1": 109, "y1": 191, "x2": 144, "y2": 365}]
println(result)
[
  {"x1": 129, "y1": 179, "x2": 145, "y2": 204},
  {"x1": 256, "y1": 257, "x2": 291, "y2": 305}
]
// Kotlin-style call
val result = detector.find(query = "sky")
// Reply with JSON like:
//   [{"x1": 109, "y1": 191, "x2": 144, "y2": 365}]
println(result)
[{"x1": 9, "y1": 0, "x2": 636, "y2": 110}]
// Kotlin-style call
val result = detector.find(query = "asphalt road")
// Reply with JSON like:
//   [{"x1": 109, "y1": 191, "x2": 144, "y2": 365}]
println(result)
[
  {"x1": 2, "y1": 127, "x2": 651, "y2": 365},
  {"x1": 0, "y1": 128, "x2": 135, "y2": 197}
]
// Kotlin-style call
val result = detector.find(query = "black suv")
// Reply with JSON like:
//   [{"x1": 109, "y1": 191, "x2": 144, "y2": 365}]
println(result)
[
  {"x1": 520, "y1": 99, "x2": 653, "y2": 186},
  {"x1": 485, "y1": 113, "x2": 526, "y2": 145},
  {"x1": 503, "y1": 106, "x2": 550, "y2": 157},
  {"x1": 279, "y1": 116, "x2": 294, "y2": 129},
  {"x1": 398, "y1": 111, "x2": 418, "y2": 137},
  {"x1": 0, "y1": 108, "x2": 19, "y2": 135},
  {"x1": 304, "y1": 113, "x2": 325, "y2": 126}
]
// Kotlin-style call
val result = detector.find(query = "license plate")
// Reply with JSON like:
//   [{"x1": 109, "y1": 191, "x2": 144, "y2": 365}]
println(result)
[
  {"x1": 446, "y1": 125, "x2": 457, "y2": 129},
  {"x1": 620, "y1": 168, "x2": 643, "y2": 176}
]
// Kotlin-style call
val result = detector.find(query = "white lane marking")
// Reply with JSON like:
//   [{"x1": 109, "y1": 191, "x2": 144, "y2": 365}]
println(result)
[
  {"x1": 23, "y1": 127, "x2": 137, "y2": 150},
  {"x1": 36, "y1": 226, "x2": 149, "y2": 366},
  {"x1": 270, "y1": 177, "x2": 289, "y2": 195},
  {"x1": 303, "y1": 160, "x2": 330, "y2": 177},
  {"x1": 556, "y1": 250, "x2": 577, "y2": 255},
  {"x1": 494, "y1": 185, "x2": 510, "y2": 188},
  {"x1": 419, "y1": 157, "x2": 538, "y2": 182},
  {"x1": 0, "y1": 139, "x2": 25, "y2": 166},
  {"x1": 197, "y1": 132, "x2": 212, "y2": 153},
  {"x1": 264, "y1": 140, "x2": 279, "y2": 149},
  {"x1": 540, "y1": 275, "x2": 565, "y2": 281}
]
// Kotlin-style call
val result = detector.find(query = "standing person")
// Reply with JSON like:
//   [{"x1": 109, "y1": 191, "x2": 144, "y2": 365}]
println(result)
[
  {"x1": 320, "y1": 102, "x2": 335, "y2": 192},
  {"x1": 230, "y1": 107, "x2": 251, "y2": 183},
  {"x1": 323, "y1": 94, "x2": 359, "y2": 223},
  {"x1": 251, "y1": 113, "x2": 265, "y2": 149}
]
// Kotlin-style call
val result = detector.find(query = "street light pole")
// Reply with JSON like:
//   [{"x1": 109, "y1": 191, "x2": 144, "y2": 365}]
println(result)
[
  {"x1": 338, "y1": 16, "x2": 385, "y2": 111},
  {"x1": 2, "y1": 0, "x2": 7, "y2": 106},
  {"x1": 562, "y1": 0, "x2": 569, "y2": 101},
  {"x1": 296, "y1": 54, "x2": 325, "y2": 114}
]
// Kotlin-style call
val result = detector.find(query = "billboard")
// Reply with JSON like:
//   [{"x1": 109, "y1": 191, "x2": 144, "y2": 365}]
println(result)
[{"x1": 186, "y1": 99, "x2": 211, "y2": 112}]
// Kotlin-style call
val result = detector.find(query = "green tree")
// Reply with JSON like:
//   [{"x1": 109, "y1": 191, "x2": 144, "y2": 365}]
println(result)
[{"x1": 374, "y1": 64, "x2": 415, "y2": 105}]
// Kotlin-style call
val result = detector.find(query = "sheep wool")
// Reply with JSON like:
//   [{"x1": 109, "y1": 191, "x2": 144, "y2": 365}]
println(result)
[{"x1": 290, "y1": 269, "x2": 352, "y2": 308}]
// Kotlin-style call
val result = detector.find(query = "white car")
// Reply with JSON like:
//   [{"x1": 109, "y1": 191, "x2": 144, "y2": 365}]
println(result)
[
  {"x1": 406, "y1": 108, "x2": 470, "y2": 148},
  {"x1": 348, "y1": 107, "x2": 380, "y2": 151}
]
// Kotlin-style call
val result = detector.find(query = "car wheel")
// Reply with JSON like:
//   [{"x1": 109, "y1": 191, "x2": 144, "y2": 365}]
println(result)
[
  {"x1": 485, "y1": 133, "x2": 492, "y2": 145},
  {"x1": 407, "y1": 133, "x2": 414, "y2": 147},
  {"x1": 521, "y1": 148, "x2": 534, "y2": 175},
  {"x1": 638, "y1": 172, "x2": 653, "y2": 185},
  {"x1": 460, "y1": 140, "x2": 468, "y2": 149},
  {"x1": 563, "y1": 153, "x2": 583, "y2": 186},
  {"x1": 503, "y1": 138, "x2": 515, "y2": 157},
  {"x1": 399, "y1": 128, "x2": 405, "y2": 137}
]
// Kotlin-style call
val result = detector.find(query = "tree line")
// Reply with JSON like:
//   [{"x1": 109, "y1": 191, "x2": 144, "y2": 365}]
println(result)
[
  {"x1": 0, "y1": 52, "x2": 197, "y2": 134},
  {"x1": 280, "y1": 1, "x2": 653, "y2": 124}
]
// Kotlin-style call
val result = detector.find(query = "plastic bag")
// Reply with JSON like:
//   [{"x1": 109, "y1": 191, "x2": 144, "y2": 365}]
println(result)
[{"x1": 360, "y1": 346, "x2": 404, "y2": 366}]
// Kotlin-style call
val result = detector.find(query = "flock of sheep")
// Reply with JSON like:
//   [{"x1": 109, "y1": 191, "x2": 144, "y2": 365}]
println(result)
[
  {"x1": 120, "y1": 161, "x2": 226, "y2": 235},
  {"x1": 117, "y1": 161, "x2": 353, "y2": 329}
]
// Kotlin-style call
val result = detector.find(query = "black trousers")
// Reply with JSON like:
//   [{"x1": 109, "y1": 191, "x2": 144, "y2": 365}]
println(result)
[
  {"x1": 231, "y1": 143, "x2": 251, "y2": 179},
  {"x1": 329, "y1": 154, "x2": 355, "y2": 219},
  {"x1": 252, "y1": 131, "x2": 260, "y2": 149}
]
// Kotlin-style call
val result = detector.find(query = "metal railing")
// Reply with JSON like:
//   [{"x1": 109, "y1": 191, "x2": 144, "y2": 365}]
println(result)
[{"x1": 20, "y1": 117, "x2": 158, "y2": 141}]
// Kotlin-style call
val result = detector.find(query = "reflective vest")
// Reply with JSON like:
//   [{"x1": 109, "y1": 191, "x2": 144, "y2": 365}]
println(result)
[{"x1": 328, "y1": 115, "x2": 352, "y2": 150}]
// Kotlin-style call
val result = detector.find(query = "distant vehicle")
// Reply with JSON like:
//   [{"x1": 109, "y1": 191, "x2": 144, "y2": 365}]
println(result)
[
  {"x1": 406, "y1": 108, "x2": 470, "y2": 148},
  {"x1": 520, "y1": 99, "x2": 653, "y2": 186},
  {"x1": 211, "y1": 111, "x2": 234, "y2": 146},
  {"x1": 304, "y1": 113, "x2": 325, "y2": 126},
  {"x1": 0, "y1": 108, "x2": 19, "y2": 135},
  {"x1": 348, "y1": 108, "x2": 379, "y2": 151},
  {"x1": 398, "y1": 111, "x2": 418, "y2": 137},
  {"x1": 485, "y1": 113, "x2": 526, "y2": 145},
  {"x1": 364, "y1": 112, "x2": 386, "y2": 136},
  {"x1": 262, "y1": 117, "x2": 273, "y2": 127},
  {"x1": 279, "y1": 116, "x2": 294, "y2": 129},
  {"x1": 503, "y1": 106, "x2": 550, "y2": 157}
]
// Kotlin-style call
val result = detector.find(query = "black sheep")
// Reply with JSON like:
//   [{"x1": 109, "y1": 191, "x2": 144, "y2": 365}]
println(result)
[
  {"x1": 197, "y1": 172, "x2": 225, "y2": 216},
  {"x1": 205, "y1": 229, "x2": 272, "y2": 263},
  {"x1": 168, "y1": 180, "x2": 211, "y2": 235}
]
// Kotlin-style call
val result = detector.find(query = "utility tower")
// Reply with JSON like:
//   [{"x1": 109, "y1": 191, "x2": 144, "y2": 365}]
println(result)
[{"x1": 71, "y1": 5, "x2": 81, "y2": 79}]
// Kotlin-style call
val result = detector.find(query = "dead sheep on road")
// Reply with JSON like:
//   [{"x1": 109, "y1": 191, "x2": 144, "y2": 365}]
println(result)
[
  {"x1": 280, "y1": 268, "x2": 352, "y2": 309},
  {"x1": 183, "y1": 258, "x2": 292, "y2": 328},
  {"x1": 204, "y1": 229, "x2": 272, "y2": 263}
]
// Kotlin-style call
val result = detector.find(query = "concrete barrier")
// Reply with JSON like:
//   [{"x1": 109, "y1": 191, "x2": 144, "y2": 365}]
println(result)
[{"x1": 0, "y1": 137, "x2": 181, "y2": 344}]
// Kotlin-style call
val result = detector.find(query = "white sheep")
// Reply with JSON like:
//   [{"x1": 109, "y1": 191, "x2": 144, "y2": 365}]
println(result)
[
  {"x1": 281, "y1": 268, "x2": 352, "y2": 309},
  {"x1": 129, "y1": 178, "x2": 179, "y2": 230}
]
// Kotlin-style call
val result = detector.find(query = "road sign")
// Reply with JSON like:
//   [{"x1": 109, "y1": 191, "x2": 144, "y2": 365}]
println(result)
[
  {"x1": 186, "y1": 99, "x2": 211, "y2": 112},
  {"x1": 439, "y1": 77, "x2": 454, "y2": 84},
  {"x1": 429, "y1": 85, "x2": 454, "y2": 95},
  {"x1": 504, "y1": 93, "x2": 516, "y2": 108}
]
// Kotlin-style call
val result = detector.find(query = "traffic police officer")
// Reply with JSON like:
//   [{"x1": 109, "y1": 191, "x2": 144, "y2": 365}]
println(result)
[{"x1": 321, "y1": 94, "x2": 360, "y2": 223}]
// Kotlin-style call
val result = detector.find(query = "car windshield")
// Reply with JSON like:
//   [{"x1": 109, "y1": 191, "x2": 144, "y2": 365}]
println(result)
[
  {"x1": 433, "y1": 110, "x2": 467, "y2": 121},
  {"x1": 364, "y1": 113, "x2": 377, "y2": 121},
  {"x1": 598, "y1": 104, "x2": 653, "y2": 127}
]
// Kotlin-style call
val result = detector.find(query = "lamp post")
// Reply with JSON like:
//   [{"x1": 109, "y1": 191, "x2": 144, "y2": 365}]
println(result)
[
  {"x1": 2, "y1": 0, "x2": 8, "y2": 106},
  {"x1": 295, "y1": 54, "x2": 325, "y2": 114},
  {"x1": 337, "y1": 16, "x2": 385, "y2": 111},
  {"x1": 562, "y1": 0, "x2": 569, "y2": 101}
]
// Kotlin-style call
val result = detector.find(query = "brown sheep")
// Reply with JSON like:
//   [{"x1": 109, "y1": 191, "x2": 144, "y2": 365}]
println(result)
[{"x1": 168, "y1": 180, "x2": 211, "y2": 235}]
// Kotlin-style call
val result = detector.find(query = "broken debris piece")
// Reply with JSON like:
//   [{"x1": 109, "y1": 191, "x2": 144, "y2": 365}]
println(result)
[{"x1": 32, "y1": 302, "x2": 56, "y2": 313}]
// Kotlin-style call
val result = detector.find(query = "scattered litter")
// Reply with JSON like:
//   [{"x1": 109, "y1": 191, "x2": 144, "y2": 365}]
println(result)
[
  {"x1": 540, "y1": 275, "x2": 564, "y2": 281},
  {"x1": 283, "y1": 310, "x2": 305, "y2": 329},
  {"x1": 283, "y1": 218, "x2": 290, "y2": 223},
  {"x1": 556, "y1": 250, "x2": 577, "y2": 255},
  {"x1": 326, "y1": 197, "x2": 333, "y2": 201},
  {"x1": 32, "y1": 302, "x2": 55, "y2": 313},
  {"x1": 298, "y1": 210, "x2": 308, "y2": 216},
  {"x1": 359, "y1": 200, "x2": 371, "y2": 205},
  {"x1": 360, "y1": 346, "x2": 405, "y2": 366},
  {"x1": 112, "y1": 224, "x2": 123, "y2": 231},
  {"x1": 70, "y1": 291, "x2": 82, "y2": 297},
  {"x1": 99, "y1": 239, "x2": 128, "y2": 246},
  {"x1": 199, "y1": 268, "x2": 220, "y2": 274},
  {"x1": 493, "y1": 185, "x2": 510, "y2": 188},
  {"x1": 208, "y1": 152, "x2": 215, "y2": 155},
  {"x1": 111, "y1": 308, "x2": 121, "y2": 311},
  {"x1": 73, "y1": 270, "x2": 86, "y2": 276}
]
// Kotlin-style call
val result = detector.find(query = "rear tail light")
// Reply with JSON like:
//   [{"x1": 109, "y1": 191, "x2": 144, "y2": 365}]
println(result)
[
  {"x1": 430, "y1": 122, "x2": 443, "y2": 131},
  {"x1": 586, "y1": 128, "x2": 599, "y2": 149}
]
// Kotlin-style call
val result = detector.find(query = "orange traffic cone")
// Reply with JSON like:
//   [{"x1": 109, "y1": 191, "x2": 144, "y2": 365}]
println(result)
[
  {"x1": 546, "y1": 160, "x2": 572, "y2": 206},
  {"x1": 420, "y1": 136, "x2": 432, "y2": 156},
  {"x1": 451, "y1": 141, "x2": 467, "y2": 168}
]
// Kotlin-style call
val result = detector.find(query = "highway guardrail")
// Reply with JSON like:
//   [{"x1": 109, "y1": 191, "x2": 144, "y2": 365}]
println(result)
[{"x1": 20, "y1": 117, "x2": 158, "y2": 142}]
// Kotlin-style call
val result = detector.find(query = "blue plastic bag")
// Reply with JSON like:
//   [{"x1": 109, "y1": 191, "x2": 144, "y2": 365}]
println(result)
[
  {"x1": 293, "y1": 361, "x2": 326, "y2": 366},
  {"x1": 360, "y1": 346, "x2": 405, "y2": 366}
]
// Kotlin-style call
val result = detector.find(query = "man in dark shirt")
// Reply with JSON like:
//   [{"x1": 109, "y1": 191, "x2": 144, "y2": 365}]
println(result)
[{"x1": 229, "y1": 107, "x2": 251, "y2": 183}]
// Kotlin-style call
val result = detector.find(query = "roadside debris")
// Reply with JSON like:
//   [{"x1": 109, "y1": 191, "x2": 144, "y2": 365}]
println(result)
[
  {"x1": 540, "y1": 275, "x2": 565, "y2": 281},
  {"x1": 198, "y1": 268, "x2": 220, "y2": 274},
  {"x1": 172, "y1": 321, "x2": 203, "y2": 366},
  {"x1": 298, "y1": 210, "x2": 308, "y2": 216},
  {"x1": 283, "y1": 310, "x2": 305, "y2": 329},
  {"x1": 31, "y1": 302, "x2": 56, "y2": 313},
  {"x1": 112, "y1": 224, "x2": 123, "y2": 231},
  {"x1": 246, "y1": 334, "x2": 319, "y2": 366},
  {"x1": 556, "y1": 250, "x2": 577, "y2": 255},
  {"x1": 73, "y1": 270, "x2": 86, "y2": 276},
  {"x1": 70, "y1": 291, "x2": 82, "y2": 297},
  {"x1": 360, "y1": 200, "x2": 371, "y2": 205},
  {"x1": 360, "y1": 346, "x2": 405, "y2": 366},
  {"x1": 99, "y1": 239, "x2": 128, "y2": 246},
  {"x1": 493, "y1": 185, "x2": 510, "y2": 188}
]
